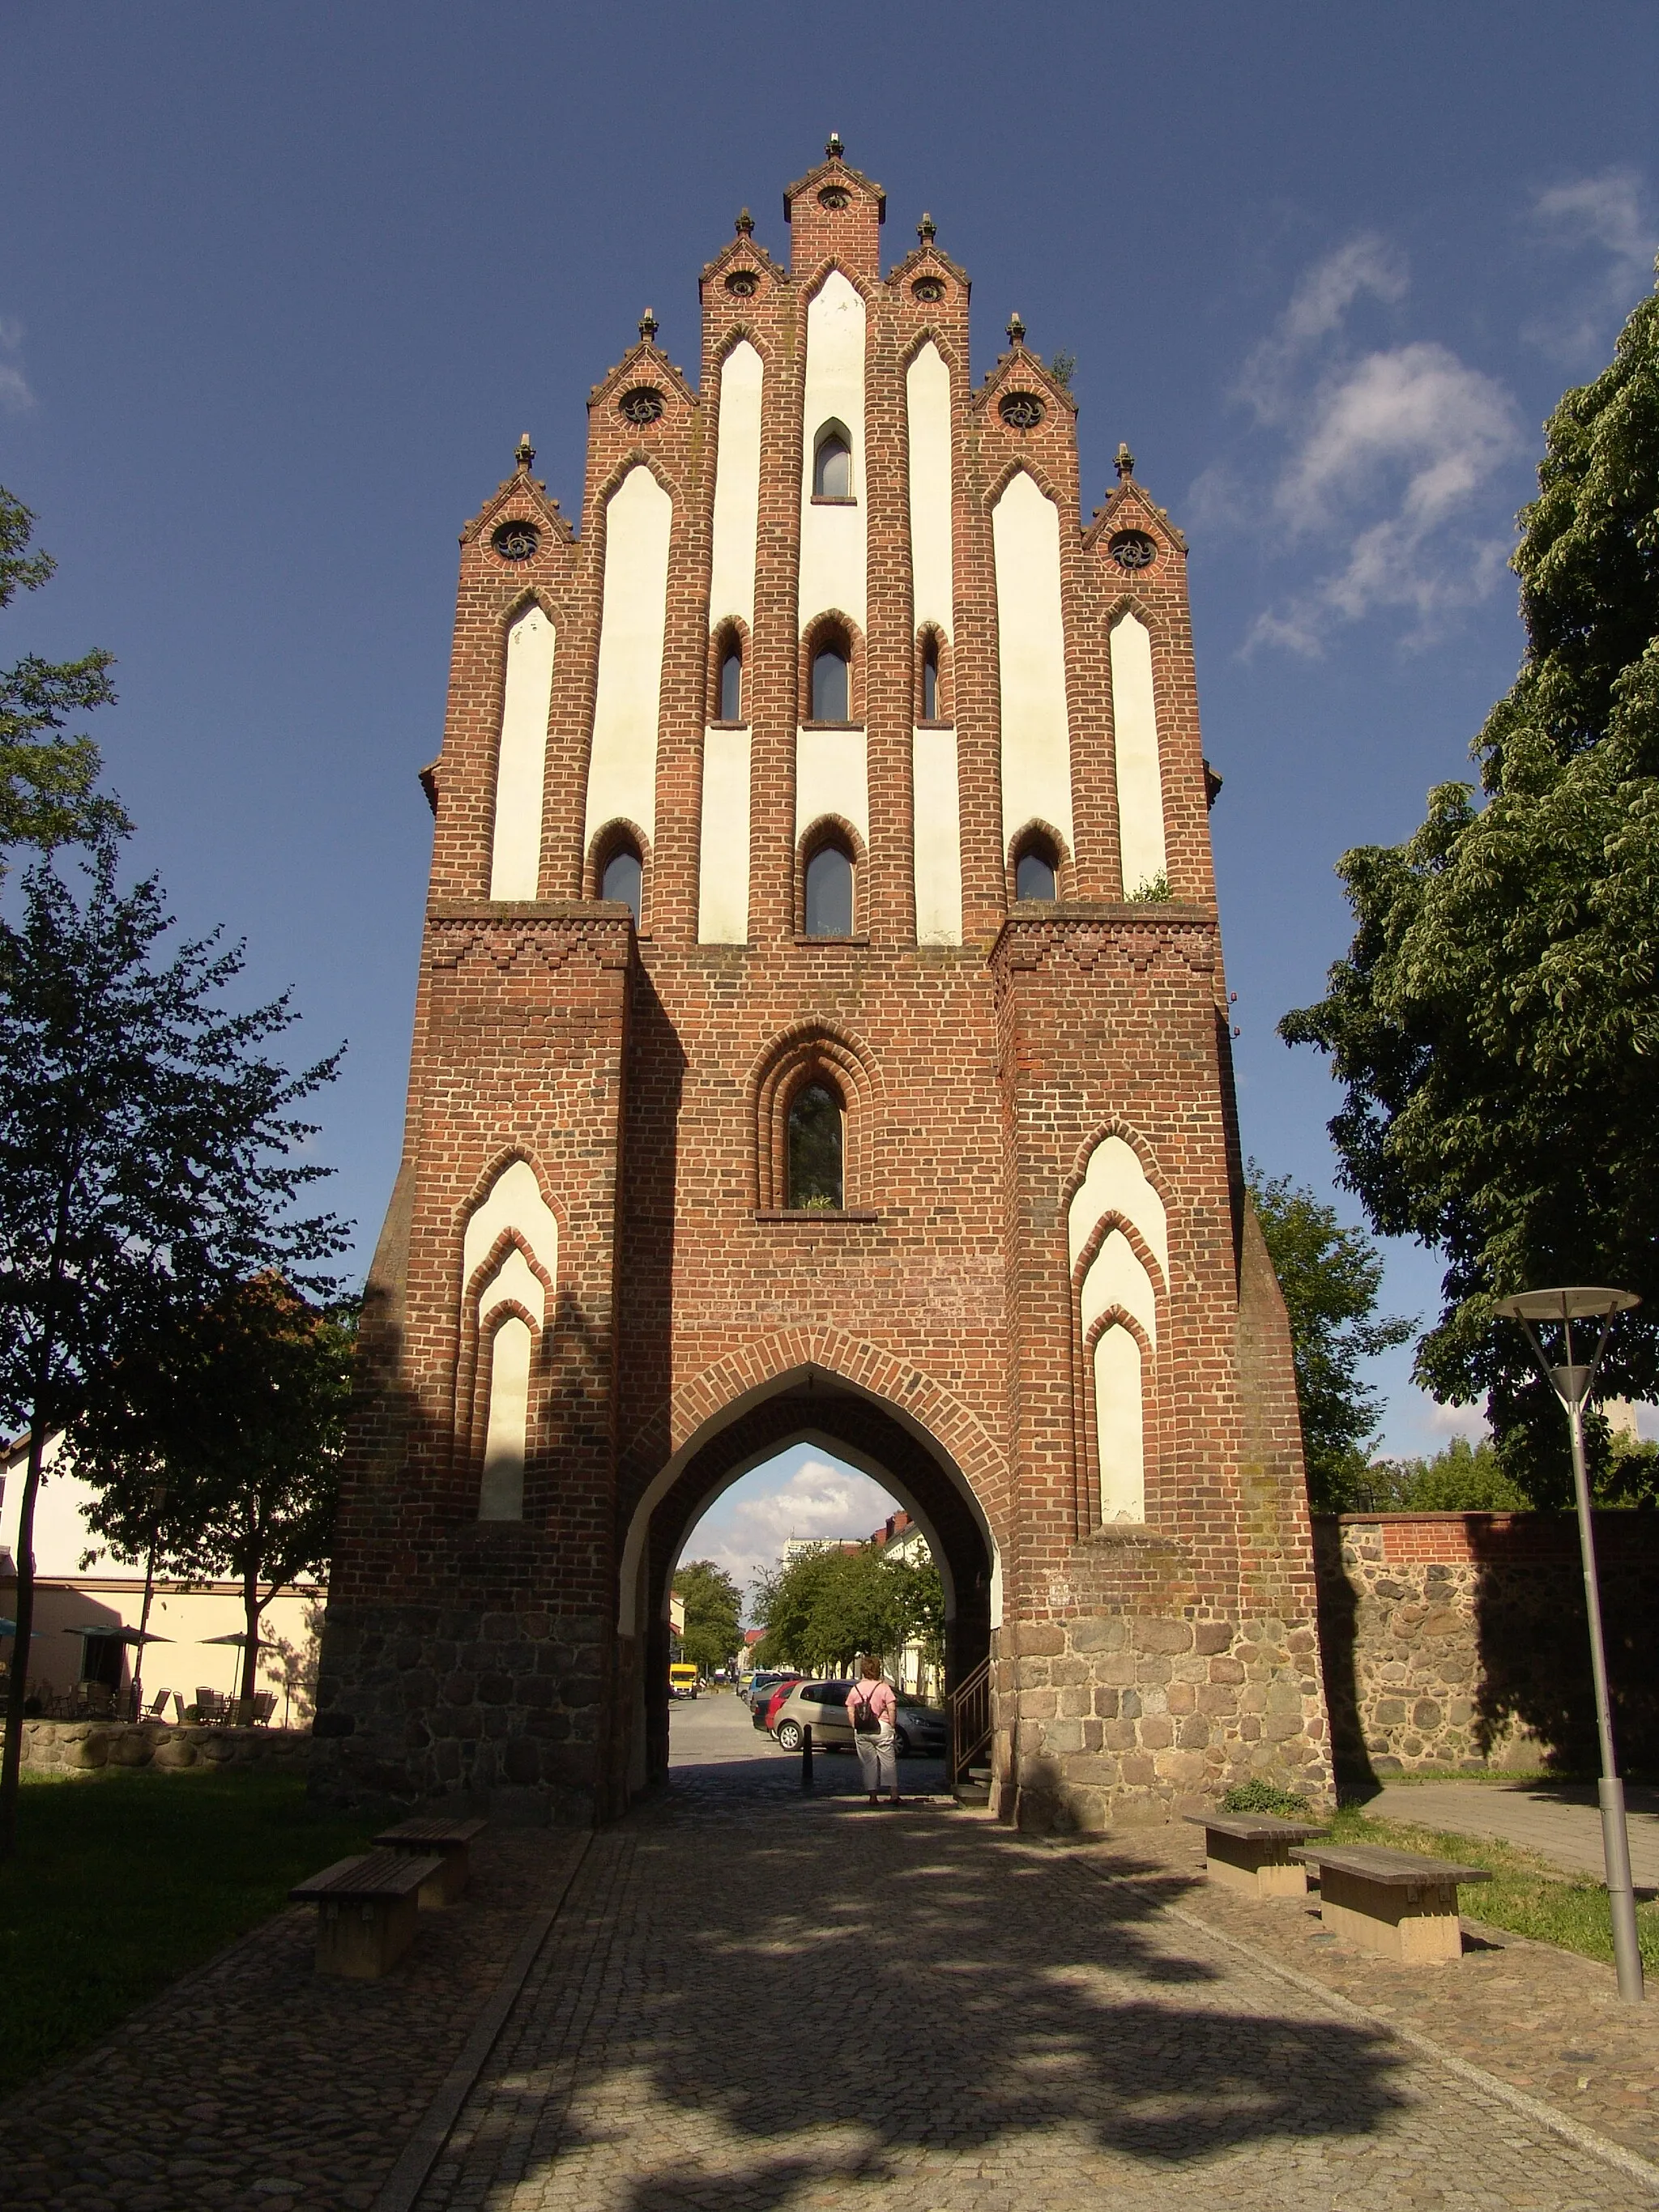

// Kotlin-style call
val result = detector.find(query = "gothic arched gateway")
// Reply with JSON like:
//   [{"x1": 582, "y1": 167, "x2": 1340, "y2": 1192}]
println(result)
[{"x1": 313, "y1": 145, "x2": 1332, "y2": 1832}]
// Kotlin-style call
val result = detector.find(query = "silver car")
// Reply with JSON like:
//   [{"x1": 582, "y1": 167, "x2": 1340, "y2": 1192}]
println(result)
[{"x1": 770, "y1": 1680, "x2": 949, "y2": 1758}]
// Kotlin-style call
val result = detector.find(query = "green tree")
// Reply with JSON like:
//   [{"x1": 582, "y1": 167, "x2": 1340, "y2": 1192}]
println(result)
[
  {"x1": 1358, "y1": 1434, "x2": 1528, "y2": 1512},
  {"x1": 884, "y1": 1553, "x2": 946, "y2": 1672},
  {"x1": 0, "y1": 488, "x2": 125, "y2": 868},
  {"x1": 672, "y1": 1558, "x2": 742, "y2": 1677},
  {"x1": 0, "y1": 838, "x2": 346, "y2": 1852},
  {"x1": 751, "y1": 1542, "x2": 902, "y2": 1675},
  {"x1": 71, "y1": 1278, "x2": 356, "y2": 1714},
  {"x1": 1249, "y1": 1167, "x2": 1413, "y2": 1511},
  {"x1": 1282, "y1": 266, "x2": 1659, "y2": 1502}
]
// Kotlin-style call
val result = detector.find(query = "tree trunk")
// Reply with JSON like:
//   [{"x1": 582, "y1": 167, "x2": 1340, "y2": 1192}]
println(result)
[
  {"x1": 0, "y1": 1415, "x2": 53, "y2": 1856},
  {"x1": 237, "y1": 1569, "x2": 261, "y2": 1724}
]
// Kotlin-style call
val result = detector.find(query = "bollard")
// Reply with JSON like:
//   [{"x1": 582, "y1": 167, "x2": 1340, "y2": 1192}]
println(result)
[{"x1": 801, "y1": 1722, "x2": 813, "y2": 1790}]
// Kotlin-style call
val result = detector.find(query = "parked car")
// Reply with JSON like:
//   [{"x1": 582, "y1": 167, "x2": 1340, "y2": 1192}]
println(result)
[
  {"x1": 745, "y1": 1670, "x2": 801, "y2": 1722},
  {"x1": 757, "y1": 1680, "x2": 797, "y2": 1733},
  {"x1": 770, "y1": 1681, "x2": 949, "y2": 1758}
]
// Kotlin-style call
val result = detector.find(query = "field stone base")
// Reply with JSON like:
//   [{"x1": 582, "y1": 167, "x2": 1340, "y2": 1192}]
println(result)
[
  {"x1": 998, "y1": 1608, "x2": 1331, "y2": 1834},
  {"x1": 11, "y1": 1718, "x2": 309, "y2": 1773}
]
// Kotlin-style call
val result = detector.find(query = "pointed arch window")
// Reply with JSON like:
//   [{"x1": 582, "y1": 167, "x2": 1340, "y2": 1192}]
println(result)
[
  {"x1": 787, "y1": 1080, "x2": 844, "y2": 1209},
  {"x1": 922, "y1": 633, "x2": 940, "y2": 721},
  {"x1": 602, "y1": 847, "x2": 642, "y2": 923},
  {"x1": 804, "y1": 839, "x2": 854, "y2": 937},
  {"x1": 1012, "y1": 828, "x2": 1060, "y2": 901},
  {"x1": 720, "y1": 641, "x2": 743, "y2": 722},
  {"x1": 811, "y1": 642, "x2": 850, "y2": 722},
  {"x1": 813, "y1": 424, "x2": 852, "y2": 500}
]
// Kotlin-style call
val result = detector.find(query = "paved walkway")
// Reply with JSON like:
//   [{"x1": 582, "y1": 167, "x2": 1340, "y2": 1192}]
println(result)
[
  {"x1": 4, "y1": 1710, "x2": 1653, "y2": 2212},
  {"x1": 415, "y1": 1770, "x2": 1653, "y2": 2211},
  {"x1": 1370, "y1": 1781, "x2": 1659, "y2": 1886}
]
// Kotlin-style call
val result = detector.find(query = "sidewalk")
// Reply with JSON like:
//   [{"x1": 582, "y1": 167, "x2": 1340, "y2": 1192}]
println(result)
[{"x1": 1368, "y1": 1779, "x2": 1659, "y2": 1885}]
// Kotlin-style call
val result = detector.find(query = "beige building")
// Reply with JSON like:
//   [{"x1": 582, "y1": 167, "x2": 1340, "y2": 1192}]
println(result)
[{"x1": 0, "y1": 1434, "x2": 322, "y2": 1724}]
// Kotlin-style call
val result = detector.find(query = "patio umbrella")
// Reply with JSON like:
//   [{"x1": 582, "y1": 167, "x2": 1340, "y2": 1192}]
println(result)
[
  {"x1": 203, "y1": 1630, "x2": 268, "y2": 1697},
  {"x1": 60, "y1": 1624, "x2": 172, "y2": 1643}
]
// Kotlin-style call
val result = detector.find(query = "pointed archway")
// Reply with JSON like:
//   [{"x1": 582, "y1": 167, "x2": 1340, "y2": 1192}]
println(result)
[{"x1": 618, "y1": 1362, "x2": 998, "y2": 1799}]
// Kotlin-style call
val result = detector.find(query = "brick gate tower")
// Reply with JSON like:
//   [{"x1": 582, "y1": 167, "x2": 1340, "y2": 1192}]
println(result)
[{"x1": 313, "y1": 142, "x2": 1332, "y2": 1831}]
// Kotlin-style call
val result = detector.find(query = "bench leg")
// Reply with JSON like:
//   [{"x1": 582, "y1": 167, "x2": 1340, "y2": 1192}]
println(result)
[
  {"x1": 422, "y1": 1846, "x2": 469, "y2": 1908},
  {"x1": 1319, "y1": 1869, "x2": 1464, "y2": 1963},
  {"x1": 1205, "y1": 1832, "x2": 1308, "y2": 1899},
  {"x1": 314, "y1": 1890, "x2": 420, "y2": 1977},
  {"x1": 391, "y1": 1843, "x2": 469, "y2": 1907}
]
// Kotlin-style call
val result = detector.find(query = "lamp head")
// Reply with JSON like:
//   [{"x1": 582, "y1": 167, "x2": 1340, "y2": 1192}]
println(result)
[{"x1": 1494, "y1": 1287, "x2": 1640, "y2": 1323}]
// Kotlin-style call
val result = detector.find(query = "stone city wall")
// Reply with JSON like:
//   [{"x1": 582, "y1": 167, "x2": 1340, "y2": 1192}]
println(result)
[
  {"x1": 1312, "y1": 1511, "x2": 1659, "y2": 1782},
  {"x1": 11, "y1": 1719, "x2": 311, "y2": 1773}
]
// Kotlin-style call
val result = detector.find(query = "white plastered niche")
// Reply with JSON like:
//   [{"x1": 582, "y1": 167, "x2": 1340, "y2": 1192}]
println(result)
[
  {"x1": 699, "y1": 341, "x2": 762, "y2": 945},
  {"x1": 797, "y1": 271, "x2": 867, "y2": 637},
  {"x1": 1110, "y1": 612, "x2": 1168, "y2": 896},
  {"x1": 907, "y1": 342, "x2": 961, "y2": 946},
  {"x1": 488, "y1": 603, "x2": 556, "y2": 901},
  {"x1": 708, "y1": 341, "x2": 761, "y2": 632},
  {"x1": 795, "y1": 729, "x2": 868, "y2": 853},
  {"x1": 465, "y1": 1161, "x2": 558, "y2": 1524},
  {"x1": 992, "y1": 470, "x2": 1074, "y2": 856},
  {"x1": 699, "y1": 729, "x2": 751, "y2": 944},
  {"x1": 584, "y1": 464, "x2": 672, "y2": 854},
  {"x1": 1068, "y1": 1136, "x2": 1166, "y2": 1525}
]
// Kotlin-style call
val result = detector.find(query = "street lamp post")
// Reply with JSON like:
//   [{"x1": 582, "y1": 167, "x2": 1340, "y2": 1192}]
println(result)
[{"x1": 1495, "y1": 1285, "x2": 1644, "y2": 2004}]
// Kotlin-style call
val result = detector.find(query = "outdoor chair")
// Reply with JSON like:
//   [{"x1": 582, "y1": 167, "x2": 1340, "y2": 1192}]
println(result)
[
  {"x1": 143, "y1": 1689, "x2": 170, "y2": 1721},
  {"x1": 250, "y1": 1691, "x2": 277, "y2": 1725},
  {"x1": 172, "y1": 1691, "x2": 189, "y2": 1724}
]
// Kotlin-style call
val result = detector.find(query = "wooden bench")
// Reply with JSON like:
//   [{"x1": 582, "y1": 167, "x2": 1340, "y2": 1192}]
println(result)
[
  {"x1": 1290, "y1": 1842, "x2": 1491, "y2": 1963},
  {"x1": 290, "y1": 1850, "x2": 443, "y2": 1978},
  {"x1": 371, "y1": 1815, "x2": 487, "y2": 1907},
  {"x1": 1183, "y1": 1811, "x2": 1329, "y2": 1897}
]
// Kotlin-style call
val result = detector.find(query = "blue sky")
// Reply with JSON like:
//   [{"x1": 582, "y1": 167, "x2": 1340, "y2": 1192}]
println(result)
[{"x1": 3, "y1": 6, "x2": 1655, "y2": 1594}]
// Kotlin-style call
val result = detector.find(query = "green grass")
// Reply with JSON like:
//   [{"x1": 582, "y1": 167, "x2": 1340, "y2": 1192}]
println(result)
[
  {"x1": 1329, "y1": 1805, "x2": 1659, "y2": 1972},
  {"x1": 0, "y1": 1767, "x2": 378, "y2": 2099}
]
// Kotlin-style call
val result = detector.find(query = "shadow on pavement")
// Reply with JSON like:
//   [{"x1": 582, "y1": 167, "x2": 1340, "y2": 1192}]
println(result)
[{"x1": 451, "y1": 1786, "x2": 1415, "y2": 2208}]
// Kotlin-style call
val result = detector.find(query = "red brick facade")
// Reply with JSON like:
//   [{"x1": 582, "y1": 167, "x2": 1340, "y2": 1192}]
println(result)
[{"x1": 313, "y1": 145, "x2": 1330, "y2": 1831}]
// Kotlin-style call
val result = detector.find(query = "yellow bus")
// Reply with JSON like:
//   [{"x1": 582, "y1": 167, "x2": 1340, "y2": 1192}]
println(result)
[{"x1": 668, "y1": 1663, "x2": 700, "y2": 1700}]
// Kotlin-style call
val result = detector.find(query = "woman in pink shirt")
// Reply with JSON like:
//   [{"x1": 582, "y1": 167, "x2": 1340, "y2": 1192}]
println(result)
[{"x1": 848, "y1": 1656, "x2": 899, "y2": 1805}]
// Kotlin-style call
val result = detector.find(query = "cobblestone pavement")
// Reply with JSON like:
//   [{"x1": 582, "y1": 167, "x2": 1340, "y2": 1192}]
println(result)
[
  {"x1": 1074, "y1": 1824, "x2": 1658, "y2": 2174},
  {"x1": 1369, "y1": 1780, "x2": 1659, "y2": 1886},
  {"x1": 0, "y1": 1830, "x2": 582, "y2": 2212},
  {"x1": 416, "y1": 1771, "x2": 1653, "y2": 2212}
]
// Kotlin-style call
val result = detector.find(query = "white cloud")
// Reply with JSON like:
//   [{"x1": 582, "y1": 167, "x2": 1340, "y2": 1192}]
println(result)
[
  {"x1": 676, "y1": 1450, "x2": 900, "y2": 1620},
  {"x1": 1210, "y1": 240, "x2": 1523, "y2": 656},
  {"x1": 1239, "y1": 235, "x2": 1407, "y2": 424},
  {"x1": 1525, "y1": 168, "x2": 1657, "y2": 364},
  {"x1": 0, "y1": 317, "x2": 33, "y2": 413},
  {"x1": 1252, "y1": 342, "x2": 1520, "y2": 653}
]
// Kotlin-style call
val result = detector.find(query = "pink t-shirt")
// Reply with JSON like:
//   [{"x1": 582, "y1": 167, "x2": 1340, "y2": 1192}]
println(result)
[{"x1": 848, "y1": 1679, "x2": 896, "y2": 1731}]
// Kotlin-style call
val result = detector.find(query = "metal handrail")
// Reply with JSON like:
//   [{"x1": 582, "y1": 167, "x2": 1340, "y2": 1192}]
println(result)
[{"x1": 950, "y1": 1657, "x2": 992, "y2": 1785}]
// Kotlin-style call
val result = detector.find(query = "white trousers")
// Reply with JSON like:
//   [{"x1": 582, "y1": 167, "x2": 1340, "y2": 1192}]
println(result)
[{"x1": 855, "y1": 1725, "x2": 897, "y2": 1795}]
